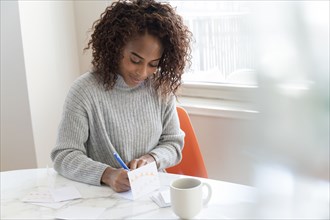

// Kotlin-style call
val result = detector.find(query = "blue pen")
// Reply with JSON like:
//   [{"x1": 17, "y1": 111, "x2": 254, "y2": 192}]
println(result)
[{"x1": 113, "y1": 152, "x2": 130, "y2": 171}]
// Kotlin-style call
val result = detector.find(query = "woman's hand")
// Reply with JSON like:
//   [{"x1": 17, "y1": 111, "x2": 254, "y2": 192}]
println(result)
[
  {"x1": 101, "y1": 154, "x2": 156, "y2": 192},
  {"x1": 127, "y1": 154, "x2": 156, "y2": 170},
  {"x1": 101, "y1": 167, "x2": 130, "y2": 192}
]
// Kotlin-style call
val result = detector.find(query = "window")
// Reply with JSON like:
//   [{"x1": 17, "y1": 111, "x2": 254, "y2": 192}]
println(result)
[
  {"x1": 168, "y1": 1, "x2": 258, "y2": 118},
  {"x1": 169, "y1": 1, "x2": 257, "y2": 86}
]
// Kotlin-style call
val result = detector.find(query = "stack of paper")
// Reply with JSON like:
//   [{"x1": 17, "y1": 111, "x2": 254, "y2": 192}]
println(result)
[{"x1": 151, "y1": 190, "x2": 171, "y2": 208}]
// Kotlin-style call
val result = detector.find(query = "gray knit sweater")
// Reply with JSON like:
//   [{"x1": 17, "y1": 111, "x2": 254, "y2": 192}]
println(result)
[{"x1": 51, "y1": 72, "x2": 184, "y2": 186}]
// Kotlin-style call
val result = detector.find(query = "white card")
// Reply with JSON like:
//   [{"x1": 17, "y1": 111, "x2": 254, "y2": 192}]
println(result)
[
  {"x1": 31, "y1": 201, "x2": 69, "y2": 209},
  {"x1": 22, "y1": 187, "x2": 54, "y2": 203},
  {"x1": 22, "y1": 186, "x2": 82, "y2": 203},
  {"x1": 151, "y1": 190, "x2": 171, "y2": 208},
  {"x1": 160, "y1": 190, "x2": 171, "y2": 204},
  {"x1": 117, "y1": 162, "x2": 160, "y2": 200},
  {"x1": 49, "y1": 186, "x2": 81, "y2": 202}
]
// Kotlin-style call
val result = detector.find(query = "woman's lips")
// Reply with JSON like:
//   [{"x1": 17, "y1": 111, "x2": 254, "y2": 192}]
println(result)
[{"x1": 130, "y1": 75, "x2": 143, "y2": 84}]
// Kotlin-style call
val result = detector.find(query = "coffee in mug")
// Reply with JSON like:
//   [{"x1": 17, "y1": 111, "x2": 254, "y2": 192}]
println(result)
[{"x1": 170, "y1": 178, "x2": 212, "y2": 219}]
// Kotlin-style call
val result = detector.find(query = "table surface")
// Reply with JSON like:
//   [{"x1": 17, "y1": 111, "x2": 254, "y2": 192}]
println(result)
[{"x1": 1, "y1": 168, "x2": 257, "y2": 219}]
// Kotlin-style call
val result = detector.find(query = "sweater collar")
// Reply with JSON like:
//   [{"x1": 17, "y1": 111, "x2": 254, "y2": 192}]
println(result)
[
  {"x1": 115, "y1": 74, "x2": 147, "y2": 91},
  {"x1": 115, "y1": 74, "x2": 150, "y2": 91}
]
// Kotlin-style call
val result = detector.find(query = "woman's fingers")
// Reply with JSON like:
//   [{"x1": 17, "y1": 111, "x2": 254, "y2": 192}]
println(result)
[{"x1": 128, "y1": 158, "x2": 148, "y2": 170}]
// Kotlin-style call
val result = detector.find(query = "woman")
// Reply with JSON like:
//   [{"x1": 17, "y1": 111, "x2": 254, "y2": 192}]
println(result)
[{"x1": 51, "y1": 0, "x2": 192, "y2": 193}]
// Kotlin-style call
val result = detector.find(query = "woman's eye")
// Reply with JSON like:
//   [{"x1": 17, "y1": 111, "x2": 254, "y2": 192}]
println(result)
[
  {"x1": 130, "y1": 57, "x2": 141, "y2": 64},
  {"x1": 149, "y1": 62, "x2": 159, "y2": 68}
]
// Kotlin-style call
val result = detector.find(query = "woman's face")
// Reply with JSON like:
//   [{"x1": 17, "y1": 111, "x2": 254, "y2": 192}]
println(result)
[{"x1": 119, "y1": 33, "x2": 163, "y2": 87}]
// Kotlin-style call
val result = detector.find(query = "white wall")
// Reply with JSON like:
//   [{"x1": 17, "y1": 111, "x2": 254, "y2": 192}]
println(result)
[
  {"x1": 190, "y1": 114, "x2": 254, "y2": 185},
  {"x1": 1, "y1": 1, "x2": 37, "y2": 171},
  {"x1": 74, "y1": 0, "x2": 108, "y2": 73},
  {"x1": 0, "y1": 1, "x2": 106, "y2": 171},
  {"x1": 18, "y1": 1, "x2": 81, "y2": 168}
]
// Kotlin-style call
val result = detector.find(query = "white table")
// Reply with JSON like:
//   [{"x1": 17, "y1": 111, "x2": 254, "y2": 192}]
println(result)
[{"x1": 1, "y1": 168, "x2": 257, "y2": 219}]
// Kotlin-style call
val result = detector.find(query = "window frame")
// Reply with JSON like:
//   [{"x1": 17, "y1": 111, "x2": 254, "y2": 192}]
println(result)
[{"x1": 177, "y1": 81, "x2": 258, "y2": 119}]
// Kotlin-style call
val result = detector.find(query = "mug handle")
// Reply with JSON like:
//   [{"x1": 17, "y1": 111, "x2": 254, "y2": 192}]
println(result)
[{"x1": 202, "y1": 182, "x2": 212, "y2": 206}]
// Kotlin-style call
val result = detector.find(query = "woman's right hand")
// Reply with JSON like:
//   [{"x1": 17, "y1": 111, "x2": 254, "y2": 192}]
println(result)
[{"x1": 101, "y1": 167, "x2": 130, "y2": 192}]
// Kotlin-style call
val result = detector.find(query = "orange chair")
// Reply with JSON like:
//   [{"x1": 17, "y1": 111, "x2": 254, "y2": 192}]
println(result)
[{"x1": 166, "y1": 106, "x2": 208, "y2": 178}]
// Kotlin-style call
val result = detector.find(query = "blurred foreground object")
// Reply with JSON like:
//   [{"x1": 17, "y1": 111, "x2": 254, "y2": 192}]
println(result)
[{"x1": 246, "y1": 1, "x2": 329, "y2": 218}]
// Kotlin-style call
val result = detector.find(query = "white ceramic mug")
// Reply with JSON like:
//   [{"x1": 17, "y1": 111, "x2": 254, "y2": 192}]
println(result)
[{"x1": 170, "y1": 178, "x2": 212, "y2": 219}]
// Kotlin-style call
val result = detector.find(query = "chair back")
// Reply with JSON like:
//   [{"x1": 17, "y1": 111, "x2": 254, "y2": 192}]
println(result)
[{"x1": 166, "y1": 106, "x2": 208, "y2": 178}]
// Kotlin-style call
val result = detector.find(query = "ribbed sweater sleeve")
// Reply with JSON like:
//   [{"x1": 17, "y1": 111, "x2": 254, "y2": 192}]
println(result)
[
  {"x1": 51, "y1": 72, "x2": 184, "y2": 186},
  {"x1": 149, "y1": 94, "x2": 185, "y2": 169}
]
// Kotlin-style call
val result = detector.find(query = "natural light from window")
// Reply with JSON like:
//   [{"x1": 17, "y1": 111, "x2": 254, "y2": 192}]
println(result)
[{"x1": 169, "y1": 1, "x2": 257, "y2": 86}]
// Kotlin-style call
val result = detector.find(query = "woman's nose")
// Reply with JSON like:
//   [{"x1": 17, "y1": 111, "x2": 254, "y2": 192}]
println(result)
[{"x1": 138, "y1": 65, "x2": 148, "y2": 78}]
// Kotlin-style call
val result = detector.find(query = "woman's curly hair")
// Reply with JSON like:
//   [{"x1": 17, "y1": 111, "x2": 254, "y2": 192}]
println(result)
[{"x1": 85, "y1": 0, "x2": 192, "y2": 97}]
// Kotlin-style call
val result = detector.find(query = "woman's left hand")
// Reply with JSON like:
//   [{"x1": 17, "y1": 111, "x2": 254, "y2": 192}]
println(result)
[{"x1": 127, "y1": 154, "x2": 155, "y2": 170}]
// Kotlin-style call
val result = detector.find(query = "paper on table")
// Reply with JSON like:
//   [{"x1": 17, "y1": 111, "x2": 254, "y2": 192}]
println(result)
[
  {"x1": 22, "y1": 187, "x2": 53, "y2": 203},
  {"x1": 31, "y1": 201, "x2": 69, "y2": 209},
  {"x1": 116, "y1": 162, "x2": 160, "y2": 200},
  {"x1": 22, "y1": 186, "x2": 81, "y2": 203},
  {"x1": 151, "y1": 190, "x2": 171, "y2": 208},
  {"x1": 160, "y1": 190, "x2": 171, "y2": 204},
  {"x1": 49, "y1": 186, "x2": 81, "y2": 202}
]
